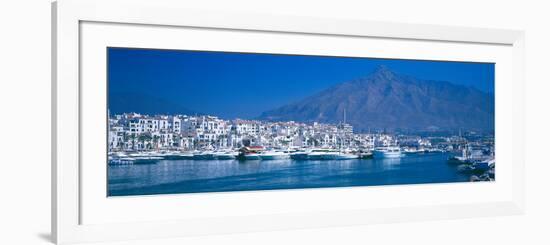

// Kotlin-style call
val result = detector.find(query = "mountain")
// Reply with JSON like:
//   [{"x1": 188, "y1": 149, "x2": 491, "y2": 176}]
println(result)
[
  {"x1": 108, "y1": 92, "x2": 198, "y2": 116},
  {"x1": 258, "y1": 66, "x2": 494, "y2": 132}
]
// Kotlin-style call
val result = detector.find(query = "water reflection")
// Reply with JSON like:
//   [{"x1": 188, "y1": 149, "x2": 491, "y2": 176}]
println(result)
[{"x1": 376, "y1": 158, "x2": 402, "y2": 171}]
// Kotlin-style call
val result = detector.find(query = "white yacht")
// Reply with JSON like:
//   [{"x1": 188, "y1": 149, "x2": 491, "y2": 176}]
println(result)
[
  {"x1": 260, "y1": 151, "x2": 290, "y2": 160},
  {"x1": 306, "y1": 149, "x2": 333, "y2": 160},
  {"x1": 327, "y1": 151, "x2": 359, "y2": 160},
  {"x1": 373, "y1": 147, "x2": 403, "y2": 159}
]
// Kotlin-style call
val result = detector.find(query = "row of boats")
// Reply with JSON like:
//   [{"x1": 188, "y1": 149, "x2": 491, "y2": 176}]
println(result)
[
  {"x1": 448, "y1": 156, "x2": 495, "y2": 175},
  {"x1": 241, "y1": 148, "x2": 367, "y2": 161},
  {"x1": 447, "y1": 147, "x2": 495, "y2": 181},
  {"x1": 108, "y1": 146, "x2": 417, "y2": 165}
]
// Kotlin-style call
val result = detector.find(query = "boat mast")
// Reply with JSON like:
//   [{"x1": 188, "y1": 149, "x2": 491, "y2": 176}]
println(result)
[{"x1": 342, "y1": 108, "x2": 347, "y2": 150}]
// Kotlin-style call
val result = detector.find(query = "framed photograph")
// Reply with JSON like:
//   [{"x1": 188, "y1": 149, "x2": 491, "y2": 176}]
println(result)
[{"x1": 52, "y1": 0, "x2": 525, "y2": 244}]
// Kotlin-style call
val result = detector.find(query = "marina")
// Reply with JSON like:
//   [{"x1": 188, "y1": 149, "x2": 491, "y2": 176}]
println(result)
[
  {"x1": 446, "y1": 144, "x2": 495, "y2": 181},
  {"x1": 108, "y1": 145, "x2": 452, "y2": 164},
  {"x1": 108, "y1": 151, "x2": 475, "y2": 196},
  {"x1": 108, "y1": 111, "x2": 495, "y2": 196},
  {"x1": 108, "y1": 138, "x2": 495, "y2": 196}
]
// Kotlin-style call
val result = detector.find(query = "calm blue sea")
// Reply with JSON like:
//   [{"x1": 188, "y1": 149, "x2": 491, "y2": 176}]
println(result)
[{"x1": 107, "y1": 153, "x2": 471, "y2": 196}]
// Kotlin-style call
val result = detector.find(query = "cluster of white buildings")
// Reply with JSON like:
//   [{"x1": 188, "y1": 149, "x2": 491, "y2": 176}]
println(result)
[{"x1": 108, "y1": 113, "x2": 431, "y2": 152}]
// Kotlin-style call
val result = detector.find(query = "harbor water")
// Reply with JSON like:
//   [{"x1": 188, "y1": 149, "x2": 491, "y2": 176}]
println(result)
[{"x1": 108, "y1": 152, "x2": 472, "y2": 196}]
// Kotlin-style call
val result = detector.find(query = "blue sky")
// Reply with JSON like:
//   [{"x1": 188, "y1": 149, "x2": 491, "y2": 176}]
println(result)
[{"x1": 108, "y1": 47, "x2": 494, "y2": 119}]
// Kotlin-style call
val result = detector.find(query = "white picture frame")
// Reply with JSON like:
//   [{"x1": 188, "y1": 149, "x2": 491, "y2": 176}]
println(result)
[{"x1": 52, "y1": 0, "x2": 525, "y2": 244}]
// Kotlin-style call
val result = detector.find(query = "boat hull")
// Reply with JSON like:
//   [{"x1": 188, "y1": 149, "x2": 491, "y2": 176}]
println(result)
[
  {"x1": 193, "y1": 153, "x2": 215, "y2": 160},
  {"x1": 307, "y1": 154, "x2": 327, "y2": 160},
  {"x1": 163, "y1": 154, "x2": 193, "y2": 160},
  {"x1": 244, "y1": 154, "x2": 262, "y2": 160},
  {"x1": 215, "y1": 154, "x2": 237, "y2": 160},
  {"x1": 373, "y1": 151, "x2": 402, "y2": 159},
  {"x1": 322, "y1": 153, "x2": 358, "y2": 160},
  {"x1": 261, "y1": 155, "x2": 290, "y2": 160},
  {"x1": 290, "y1": 153, "x2": 309, "y2": 160},
  {"x1": 359, "y1": 152, "x2": 373, "y2": 159},
  {"x1": 334, "y1": 154, "x2": 359, "y2": 160}
]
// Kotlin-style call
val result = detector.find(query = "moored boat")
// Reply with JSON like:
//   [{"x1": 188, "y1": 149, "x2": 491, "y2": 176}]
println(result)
[
  {"x1": 373, "y1": 147, "x2": 402, "y2": 159},
  {"x1": 237, "y1": 146, "x2": 265, "y2": 161},
  {"x1": 260, "y1": 151, "x2": 290, "y2": 160},
  {"x1": 307, "y1": 149, "x2": 333, "y2": 160},
  {"x1": 326, "y1": 151, "x2": 359, "y2": 160}
]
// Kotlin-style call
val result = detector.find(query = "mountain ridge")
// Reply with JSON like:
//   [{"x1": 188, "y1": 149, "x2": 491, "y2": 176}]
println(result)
[{"x1": 258, "y1": 66, "x2": 494, "y2": 132}]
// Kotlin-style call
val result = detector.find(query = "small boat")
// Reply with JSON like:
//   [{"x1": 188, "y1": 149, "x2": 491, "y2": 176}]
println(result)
[
  {"x1": 373, "y1": 147, "x2": 402, "y2": 159},
  {"x1": 260, "y1": 151, "x2": 290, "y2": 160}
]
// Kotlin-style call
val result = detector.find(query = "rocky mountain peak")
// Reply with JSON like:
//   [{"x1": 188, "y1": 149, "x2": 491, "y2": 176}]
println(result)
[{"x1": 258, "y1": 66, "x2": 494, "y2": 132}]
